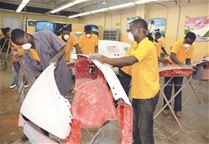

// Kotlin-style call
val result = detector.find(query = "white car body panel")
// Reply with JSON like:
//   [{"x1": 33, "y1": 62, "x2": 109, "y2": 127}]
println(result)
[{"x1": 20, "y1": 64, "x2": 72, "y2": 139}]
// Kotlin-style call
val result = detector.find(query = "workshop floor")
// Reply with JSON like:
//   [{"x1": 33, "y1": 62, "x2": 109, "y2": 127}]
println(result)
[{"x1": 0, "y1": 61, "x2": 208, "y2": 144}]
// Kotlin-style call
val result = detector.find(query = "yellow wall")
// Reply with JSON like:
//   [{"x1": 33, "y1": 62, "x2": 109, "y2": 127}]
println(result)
[
  {"x1": 0, "y1": 10, "x2": 103, "y2": 38},
  {"x1": 1, "y1": 1, "x2": 208, "y2": 61},
  {"x1": 78, "y1": 1, "x2": 209, "y2": 62},
  {"x1": 82, "y1": 13, "x2": 106, "y2": 39},
  {"x1": 148, "y1": 1, "x2": 209, "y2": 61},
  {"x1": 0, "y1": 10, "x2": 82, "y2": 29}
]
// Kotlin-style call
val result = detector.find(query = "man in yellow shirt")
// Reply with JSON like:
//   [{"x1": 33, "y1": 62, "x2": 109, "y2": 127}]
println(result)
[
  {"x1": 154, "y1": 32, "x2": 169, "y2": 57},
  {"x1": 118, "y1": 42, "x2": 137, "y2": 95},
  {"x1": 90, "y1": 18, "x2": 159, "y2": 144},
  {"x1": 58, "y1": 27, "x2": 81, "y2": 62},
  {"x1": 163, "y1": 32, "x2": 196, "y2": 118},
  {"x1": 79, "y1": 26, "x2": 99, "y2": 55}
]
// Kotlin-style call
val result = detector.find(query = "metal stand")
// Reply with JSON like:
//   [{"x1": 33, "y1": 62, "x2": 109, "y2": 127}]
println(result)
[
  {"x1": 154, "y1": 76, "x2": 195, "y2": 132},
  {"x1": 0, "y1": 38, "x2": 11, "y2": 67}
]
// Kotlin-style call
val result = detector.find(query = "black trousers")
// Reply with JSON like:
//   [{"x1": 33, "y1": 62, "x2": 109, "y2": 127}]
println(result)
[
  {"x1": 118, "y1": 68, "x2": 131, "y2": 96},
  {"x1": 163, "y1": 77, "x2": 183, "y2": 111}
]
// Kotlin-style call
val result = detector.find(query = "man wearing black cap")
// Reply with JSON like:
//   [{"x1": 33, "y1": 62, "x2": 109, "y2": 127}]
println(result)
[{"x1": 78, "y1": 25, "x2": 99, "y2": 55}]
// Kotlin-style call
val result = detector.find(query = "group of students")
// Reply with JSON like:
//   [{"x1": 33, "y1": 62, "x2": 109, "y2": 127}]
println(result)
[
  {"x1": 8, "y1": 25, "x2": 99, "y2": 91},
  {"x1": 5, "y1": 17, "x2": 196, "y2": 143},
  {"x1": 7, "y1": 25, "x2": 99, "y2": 141},
  {"x1": 90, "y1": 18, "x2": 196, "y2": 144}
]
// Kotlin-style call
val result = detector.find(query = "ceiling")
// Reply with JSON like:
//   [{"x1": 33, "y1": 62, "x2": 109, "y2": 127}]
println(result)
[{"x1": 0, "y1": 0, "x2": 197, "y2": 17}]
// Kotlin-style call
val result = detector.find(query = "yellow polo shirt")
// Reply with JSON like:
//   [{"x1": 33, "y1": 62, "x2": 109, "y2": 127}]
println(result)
[
  {"x1": 11, "y1": 41, "x2": 41, "y2": 63},
  {"x1": 131, "y1": 38, "x2": 160, "y2": 99},
  {"x1": 170, "y1": 40, "x2": 194, "y2": 63},
  {"x1": 11, "y1": 48, "x2": 40, "y2": 63},
  {"x1": 154, "y1": 37, "x2": 165, "y2": 57},
  {"x1": 121, "y1": 41, "x2": 138, "y2": 76},
  {"x1": 79, "y1": 34, "x2": 99, "y2": 55},
  {"x1": 58, "y1": 33, "x2": 78, "y2": 62}
]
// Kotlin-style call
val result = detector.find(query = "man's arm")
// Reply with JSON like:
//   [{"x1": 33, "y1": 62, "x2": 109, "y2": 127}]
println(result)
[
  {"x1": 170, "y1": 52, "x2": 183, "y2": 65},
  {"x1": 94, "y1": 34, "x2": 99, "y2": 53},
  {"x1": 161, "y1": 47, "x2": 169, "y2": 56},
  {"x1": 74, "y1": 43, "x2": 82, "y2": 54},
  {"x1": 95, "y1": 45, "x2": 98, "y2": 53},
  {"x1": 158, "y1": 56, "x2": 172, "y2": 65},
  {"x1": 90, "y1": 55, "x2": 138, "y2": 67}
]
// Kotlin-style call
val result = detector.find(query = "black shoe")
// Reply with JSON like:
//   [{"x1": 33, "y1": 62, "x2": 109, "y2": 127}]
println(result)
[{"x1": 21, "y1": 135, "x2": 29, "y2": 141}]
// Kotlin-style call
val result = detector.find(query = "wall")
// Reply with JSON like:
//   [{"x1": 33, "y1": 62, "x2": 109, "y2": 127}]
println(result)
[
  {"x1": 82, "y1": 13, "x2": 105, "y2": 39},
  {"x1": 1, "y1": 1, "x2": 208, "y2": 61},
  {"x1": 0, "y1": 10, "x2": 82, "y2": 29},
  {"x1": 148, "y1": 1, "x2": 209, "y2": 61},
  {"x1": 0, "y1": 10, "x2": 104, "y2": 39},
  {"x1": 78, "y1": 0, "x2": 209, "y2": 62}
]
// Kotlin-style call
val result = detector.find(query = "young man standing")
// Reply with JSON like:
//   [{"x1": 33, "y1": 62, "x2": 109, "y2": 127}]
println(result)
[
  {"x1": 90, "y1": 18, "x2": 160, "y2": 144},
  {"x1": 58, "y1": 27, "x2": 81, "y2": 62},
  {"x1": 154, "y1": 32, "x2": 169, "y2": 57},
  {"x1": 163, "y1": 32, "x2": 196, "y2": 118},
  {"x1": 79, "y1": 26, "x2": 99, "y2": 55}
]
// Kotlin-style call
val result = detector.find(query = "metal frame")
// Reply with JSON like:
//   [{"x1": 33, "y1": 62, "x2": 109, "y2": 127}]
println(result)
[{"x1": 154, "y1": 67, "x2": 201, "y2": 132}]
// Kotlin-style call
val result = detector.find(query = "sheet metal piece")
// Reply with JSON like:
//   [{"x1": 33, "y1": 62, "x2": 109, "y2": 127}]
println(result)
[
  {"x1": 74, "y1": 54, "x2": 131, "y2": 105},
  {"x1": 65, "y1": 119, "x2": 81, "y2": 144},
  {"x1": 92, "y1": 60, "x2": 131, "y2": 105},
  {"x1": 20, "y1": 64, "x2": 72, "y2": 139},
  {"x1": 66, "y1": 58, "x2": 133, "y2": 144},
  {"x1": 72, "y1": 59, "x2": 117, "y2": 128},
  {"x1": 117, "y1": 102, "x2": 133, "y2": 144}
]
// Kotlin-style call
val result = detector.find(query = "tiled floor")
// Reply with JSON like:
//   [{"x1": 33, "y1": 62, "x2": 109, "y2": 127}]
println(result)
[{"x1": 0, "y1": 61, "x2": 208, "y2": 144}]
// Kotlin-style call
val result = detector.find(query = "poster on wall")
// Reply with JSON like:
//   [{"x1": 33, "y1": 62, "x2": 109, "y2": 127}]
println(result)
[
  {"x1": 36, "y1": 21, "x2": 54, "y2": 32},
  {"x1": 148, "y1": 18, "x2": 166, "y2": 37},
  {"x1": 27, "y1": 20, "x2": 71, "y2": 35},
  {"x1": 185, "y1": 16, "x2": 209, "y2": 42}
]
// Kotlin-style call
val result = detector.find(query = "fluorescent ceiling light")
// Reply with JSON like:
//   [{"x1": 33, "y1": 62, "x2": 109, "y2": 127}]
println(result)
[
  {"x1": 68, "y1": 12, "x2": 91, "y2": 18},
  {"x1": 51, "y1": 0, "x2": 88, "y2": 13},
  {"x1": 16, "y1": 0, "x2": 30, "y2": 13},
  {"x1": 68, "y1": 0, "x2": 157, "y2": 19},
  {"x1": 68, "y1": 2, "x2": 135, "y2": 19},
  {"x1": 91, "y1": 8, "x2": 108, "y2": 14},
  {"x1": 22, "y1": 0, "x2": 30, "y2": 3},
  {"x1": 135, "y1": 0, "x2": 157, "y2": 4},
  {"x1": 108, "y1": 2, "x2": 135, "y2": 10}
]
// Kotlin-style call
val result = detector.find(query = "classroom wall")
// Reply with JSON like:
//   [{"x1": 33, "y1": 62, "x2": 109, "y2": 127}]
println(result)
[
  {"x1": 0, "y1": 10, "x2": 104, "y2": 39},
  {"x1": 148, "y1": 1, "x2": 209, "y2": 61},
  {"x1": 79, "y1": 0, "x2": 209, "y2": 62},
  {"x1": 83, "y1": 8, "x2": 137, "y2": 43},
  {"x1": 0, "y1": 10, "x2": 82, "y2": 29},
  {"x1": 82, "y1": 13, "x2": 105, "y2": 39},
  {"x1": 0, "y1": 1, "x2": 208, "y2": 61}
]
